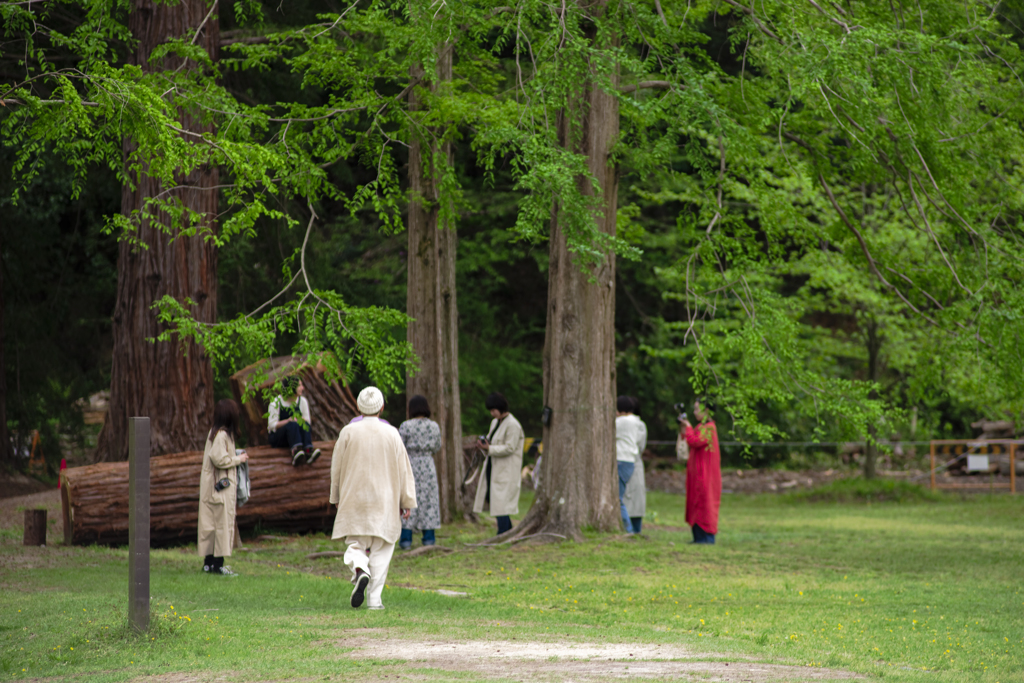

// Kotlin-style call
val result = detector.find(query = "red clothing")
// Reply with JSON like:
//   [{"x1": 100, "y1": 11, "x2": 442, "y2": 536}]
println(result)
[{"x1": 685, "y1": 421, "x2": 722, "y2": 535}]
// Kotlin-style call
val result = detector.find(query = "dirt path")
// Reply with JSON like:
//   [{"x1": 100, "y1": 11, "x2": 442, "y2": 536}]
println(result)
[{"x1": 336, "y1": 633, "x2": 864, "y2": 682}]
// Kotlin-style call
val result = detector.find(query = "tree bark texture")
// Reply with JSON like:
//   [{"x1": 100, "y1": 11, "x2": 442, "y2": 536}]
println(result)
[
  {"x1": 95, "y1": 0, "x2": 219, "y2": 461},
  {"x1": 23, "y1": 509, "x2": 47, "y2": 546},
  {"x1": 62, "y1": 441, "x2": 336, "y2": 546},
  {"x1": 406, "y1": 48, "x2": 465, "y2": 523},
  {"x1": 863, "y1": 320, "x2": 881, "y2": 479},
  {"x1": 512, "y1": 16, "x2": 620, "y2": 540},
  {"x1": 0, "y1": 231, "x2": 10, "y2": 464}
]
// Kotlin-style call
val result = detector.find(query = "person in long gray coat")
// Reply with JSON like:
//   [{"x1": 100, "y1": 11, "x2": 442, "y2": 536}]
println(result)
[
  {"x1": 622, "y1": 396, "x2": 648, "y2": 533},
  {"x1": 472, "y1": 392, "x2": 524, "y2": 535}
]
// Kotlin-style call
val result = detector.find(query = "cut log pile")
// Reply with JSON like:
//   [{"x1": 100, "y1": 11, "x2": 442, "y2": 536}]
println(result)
[
  {"x1": 61, "y1": 441, "x2": 336, "y2": 546},
  {"x1": 229, "y1": 355, "x2": 358, "y2": 446}
]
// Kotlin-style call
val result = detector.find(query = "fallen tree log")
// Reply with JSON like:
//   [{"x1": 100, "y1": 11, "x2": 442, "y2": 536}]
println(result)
[{"x1": 61, "y1": 441, "x2": 337, "y2": 546}]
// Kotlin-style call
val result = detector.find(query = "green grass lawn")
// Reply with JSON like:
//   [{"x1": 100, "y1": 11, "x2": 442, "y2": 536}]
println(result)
[{"x1": 2, "y1": 486, "x2": 1022, "y2": 682}]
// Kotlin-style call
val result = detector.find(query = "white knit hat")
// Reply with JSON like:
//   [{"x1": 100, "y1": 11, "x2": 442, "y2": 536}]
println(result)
[{"x1": 356, "y1": 386, "x2": 385, "y2": 415}]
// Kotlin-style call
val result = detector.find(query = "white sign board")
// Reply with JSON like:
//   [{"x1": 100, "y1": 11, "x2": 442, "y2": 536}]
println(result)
[{"x1": 966, "y1": 455, "x2": 990, "y2": 472}]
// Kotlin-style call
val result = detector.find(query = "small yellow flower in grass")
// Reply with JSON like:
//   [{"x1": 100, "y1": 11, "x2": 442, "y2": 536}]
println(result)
[{"x1": 799, "y1": 592, "x2": 803, "y2": 596}]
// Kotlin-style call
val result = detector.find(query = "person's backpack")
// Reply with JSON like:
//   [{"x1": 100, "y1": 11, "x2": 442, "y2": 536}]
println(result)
[{"x1": 236, "y1": 461, "x2": 251, "y2": 507}]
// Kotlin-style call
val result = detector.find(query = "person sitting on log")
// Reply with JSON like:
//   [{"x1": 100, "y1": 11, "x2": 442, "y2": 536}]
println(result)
[
  {"x1": 199, "y1": 399, "x2": 249, "y2": 576},
  {"x1": 330, "y1": 386, "x2": 417, "y2": 610},
  {"x1": 268, "y1": 376, "x2": 320, "y2": 466}
]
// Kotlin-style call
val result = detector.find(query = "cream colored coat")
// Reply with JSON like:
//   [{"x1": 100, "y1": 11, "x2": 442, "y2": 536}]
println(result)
[
  {"x1": 473, "y1": 414, "x2": 525, "y2": 516},
  {"x1": 623, "y1": 419, "x2": 648, "y2": 517},
  {"x1": 330, "y1": 416, "x2": 417, "y2": 544},
  {"x1": 197, "y1": 430, "x2": 245, "y2": 557}
]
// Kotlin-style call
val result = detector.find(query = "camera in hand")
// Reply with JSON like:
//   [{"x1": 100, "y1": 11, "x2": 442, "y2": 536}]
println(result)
[
  {"x1": 478, "y1": 435, "x2": 489, "y2": 444},
  {"x1": 673, "y1": 402, "x2": 688, "y2": 423},
  {"x1": 214, "y1": 477, "x2": 231, "y2": 492}
]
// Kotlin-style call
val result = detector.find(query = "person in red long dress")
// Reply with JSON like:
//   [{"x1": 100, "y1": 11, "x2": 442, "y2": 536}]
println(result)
[{"x1": 683, "y1": 398, "x2": 721, "y2": 544}]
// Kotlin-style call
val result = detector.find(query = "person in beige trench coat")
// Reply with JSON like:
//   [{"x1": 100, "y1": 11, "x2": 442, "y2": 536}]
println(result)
[
  {"x1": 473, "y1": 392, "x2": 525, "y2": 536},
  {"x1": 198, "y1": 399, "x2": 249, "y2": 575}
]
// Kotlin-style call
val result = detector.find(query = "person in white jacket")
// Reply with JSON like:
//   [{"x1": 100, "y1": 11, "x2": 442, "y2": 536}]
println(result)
[
  {"x1": 622, "y1": 396, "x2": 648, "y2": 533},
  {"x1": 330, "y1": 386, "x2": 417, "y2": 610},
  {"x1": 615, "y1": 395, "x2": 644, "y2": 534}
]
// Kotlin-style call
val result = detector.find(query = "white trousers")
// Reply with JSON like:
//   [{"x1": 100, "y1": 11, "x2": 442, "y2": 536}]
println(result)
[{"x1": 343, "y1": 535, "x2": 395, "y2": 608}]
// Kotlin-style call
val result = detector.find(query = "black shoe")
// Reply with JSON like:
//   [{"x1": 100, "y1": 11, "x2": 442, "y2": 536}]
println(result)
[
  {"x1": 351, "y1": 569, "x2": 370, "y2": 608},
  {"x1": 291, "y1": 444, "x2": 307, "y2": 466},
  {"x1": 306, "y1": 447, "x2": 321, "y2": 465}
]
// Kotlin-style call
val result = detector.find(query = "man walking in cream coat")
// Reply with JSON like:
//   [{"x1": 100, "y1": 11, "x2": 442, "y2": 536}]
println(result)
[{"x1": 330, "y1": 386, "x2": 417, "y2": 610}]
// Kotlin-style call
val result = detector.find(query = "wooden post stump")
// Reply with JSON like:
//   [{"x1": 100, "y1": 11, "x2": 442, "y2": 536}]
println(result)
[
  {"x1": 23, "y1": 509, "x2": 47, "y2": 546},
  {"x1": 128, "y1": 417, "x2": 151, "y2": 634}
]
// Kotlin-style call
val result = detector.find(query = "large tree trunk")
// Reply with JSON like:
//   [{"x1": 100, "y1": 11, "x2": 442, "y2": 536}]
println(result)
[
  {"x1": 863, "y1": 320, "x2": 881, "y2": 479},
  {"x1": 406, "y1": 48, "x2": 464, "y2": 523},
  {"x1": 509, "y1": 16, "x2": 620, "y2": 541},
  {"x1": 95, "y1": 0, "x2": 219, "y2": 461},
  {"x1": 0, "y1": 230, "x2": 10, "y2": 464}
]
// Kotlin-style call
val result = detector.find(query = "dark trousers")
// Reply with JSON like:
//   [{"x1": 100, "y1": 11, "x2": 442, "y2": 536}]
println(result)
[
  {"x1": 400, "y1": 528, "x2": 435, "y2": 545},
  {"x1": 630, "y1": 517, "x2": 643, "y2": 533},
  {"x1": 496, "y1": 515, "x2": 513, "y2": 535},
  {"x1": 617, "y1": 461, "x2": 636, "y2": 533},
  {"x1": 269, "y1": 420, "x2": 312, "y2": 450},
  {"x1": 692, "y1": 523, "x2": 715, "y2": 544}
]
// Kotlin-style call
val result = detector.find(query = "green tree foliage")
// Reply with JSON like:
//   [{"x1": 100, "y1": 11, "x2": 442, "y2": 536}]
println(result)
[
  {"x1": 627, "y1": 1, "x2": 1024, "y2": 467},
  {"x1": 3, "y1": 0, "x2": 1023, "y2": 475}
]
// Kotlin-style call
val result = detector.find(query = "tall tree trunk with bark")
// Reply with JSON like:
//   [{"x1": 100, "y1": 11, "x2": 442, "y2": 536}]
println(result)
[
  {"x1": 509, "y1": 15, "x2": 620, "y2": 541},
  {"x1": 863, "y1": 320, "x2": 882, "y2": 479},
  {"x1": 0, "y1": 232, "x2": 10, "y2": 465},
  {"x1": 95, "y1": 0, "x2": 219, "y2": 462},
  {"x1": 406, "y1": 48, "x2": 464, "y2": 522}
]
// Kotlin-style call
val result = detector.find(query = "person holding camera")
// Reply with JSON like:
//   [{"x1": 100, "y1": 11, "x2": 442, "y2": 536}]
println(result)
[
  {"x1": 398, "y1": 395, "x2": 442, "y2": 550},
  {"x1": 621, "y1": 397, "x2": 648, "y2": 533},
  {"x1": 472, "y1": 392, "x2": 524, "y2": 536},
  {"x1": 682, "y1": 397, "x2": 721, "y2": 544},
  {"x1": 198, "y1": 399, "x2": 249, "y2": 576},
  {"x1": 268, "y1": 375, "x2": 320, "y2": 466}
]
